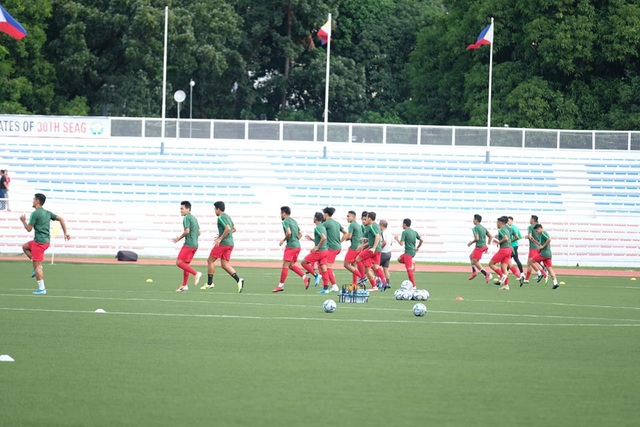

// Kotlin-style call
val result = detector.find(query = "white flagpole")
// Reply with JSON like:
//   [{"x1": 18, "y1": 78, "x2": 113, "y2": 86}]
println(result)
[
  {"x1": 161, "y1": 6, "x2": 169, "y2": 140},
  {"x1": 486, "y1": 17, "x2": 494, "y2": 147},
  {"x1": 323, "y1": 13, "x2": 332, "y2": 144}
]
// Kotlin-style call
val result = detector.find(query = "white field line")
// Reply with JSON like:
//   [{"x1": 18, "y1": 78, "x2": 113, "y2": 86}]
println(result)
[{"x1": 0, "y1": 307, "x2": 639, "y2": 327}]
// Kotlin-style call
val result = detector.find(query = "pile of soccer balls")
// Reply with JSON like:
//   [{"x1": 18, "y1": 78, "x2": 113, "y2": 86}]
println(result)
[{"x1": 394, "y1": 280, "x2": 430, "y2": 302}]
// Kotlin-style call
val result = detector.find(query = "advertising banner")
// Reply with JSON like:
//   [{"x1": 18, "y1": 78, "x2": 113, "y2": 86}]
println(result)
[{"x1": 0, "y1": 115, "x2": 110, "y2": 138}]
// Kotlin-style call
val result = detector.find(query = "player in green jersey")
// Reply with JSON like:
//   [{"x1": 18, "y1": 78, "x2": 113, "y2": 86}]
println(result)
[
  {"x1": 322, "y1": 207, "x2": 345, "y2": 292},
  {"x1": 272, "y1": 206, "x2": 308, "y2": 292},
  {"x1": 532, "y1": 224, "x2": 559, "y2": 289},
  {"x1": 20, "y1": 193, "x2": 71, "y2": 295},
  {"x1": 524, "y1": 214, "x2": 547, "y2": 285},
  {"x1": 173, "y1": 201, "x2": 202, "y2": 292},
  {"x1": 467, "y1": 214, "x2": 493, "y2": 283},
  {"x1": 204, "y1": 201, "x2": 244, "y2": 293},
  {"x1": 394, "y1": 218, "x2": 423, "y2": 288},
  {"x1": 507, "y1": 216, "x2": 525, "y2": 283},
  {"x1": 341, "y1": 210, "x2": 366, "y2": 289}
]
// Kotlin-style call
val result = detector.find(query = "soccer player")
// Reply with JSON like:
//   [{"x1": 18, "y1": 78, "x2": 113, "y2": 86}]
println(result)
[
  {"x1": 394, "y1": 218, "x2": 423, "y2": 288},
  {"x1": 203, "y1": 201, "x2": 244, "y2": 293},
  {"x1": 272, "y1": 206, "x2": 308, "y2": 293},
  {"x1": 322, "y1": 207, "x2": 345, "y2": 293},
  {"x1": 20, "y1": 193, "x2": 71, "y2": 295},
  {"x1": 467, "y1": 214, "x2": 493, "y2": 283},
  {"x1": 379, "y1": 220, "x2": 393, "y2": 288},
  {"x1": 172, "y1": 201, "x2": 202, "y2": 292},
  {"x1": 523, "y1": 214, "x2": 547, "y2": 285},
  {"x1": 341, "y1": 210, "x2": 366, "y2": 289},
  {"x1": 301, "y1": 212, "x2": 330, "y2": 293},
  {"x1": 507, "y1": 216, "x2": 525, "y2": 282},
  {"x1": 488, "y1": 216, "x2": 512, "y2": 290},
  {"x1": 532, "y1": 224, "x2": 560, "y2": 289},
  {"x1": 356, "y1": 211, "x2": 387, "y2": 291}
]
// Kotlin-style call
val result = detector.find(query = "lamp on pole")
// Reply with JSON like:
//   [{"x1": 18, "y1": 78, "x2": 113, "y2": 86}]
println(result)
[
  {"x1": 189, "y1": 79, "x2": 195, "y2": 138},
  {"x1": 174, "y1": 90, "x2": 186, "y2": 139}
]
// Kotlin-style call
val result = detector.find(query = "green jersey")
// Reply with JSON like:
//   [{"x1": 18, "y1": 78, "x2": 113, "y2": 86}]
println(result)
[
  {"x1": 527, "y1": 223, "x2": 540, "y2": 249},
  {"x1": 472, "y1": 224, "x2": 488, "y2": 248},
  {"x1": 313, "y1": 223, "x2": 328, "y2": 251},
  {"x1": 401, "y1": 228, "x2": 421, "y2": 256},
  {"x1": 348, "y1": 221, "x2": 362, "y2": 251},
  {"x1": 183, "y1": 213, "x2": 200, "y2": 248},
  {"x1": 323, "y1": 218, "x2": 343, "y2": 250},
  {"x1": 217, "y1": 213, "x2": 234, "y2": 246},
  {"x1": 365, "y1": 222, "x2": 382, "y2": 252},
  {"x1": 282, "y1": 217, "x2": 301, "y2": 249},
  {"x1": 29, "y1": 208, "x2": 57, "y2": 244},
  {"x1": 538, "y1": 231, "x2": 552, "y2": 258},
  {"x1": 510, "y1": 225, "x2": 522, "y2": 248},
  {"x1": 498, "y1": 226, "x2": 511, "y2": 249}
]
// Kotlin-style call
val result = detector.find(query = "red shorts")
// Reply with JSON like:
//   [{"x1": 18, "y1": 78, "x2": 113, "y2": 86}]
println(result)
[
  {"x1": 209, "y1": 245, "x2": 234, "y2": 261},
  {"x1": 304, "y1": 250, "x2": 328, "y2": 266},
  {"x1": 28, "y1": 241, "x2": 50, "y2": 262},
  {"x1": 532, "y1": 253, "x2": 552, "y2": 267},
  {"x1": 283, "y1": 247, "x2": 301, "y2": 263},
  {"x1": 344, "y1": 248, "x2": 360, "y2": 263},
  {"x1": 357, "y1": 249, "x2": 381, "y2": 267},
  {"x1": 326, "y1": 249, "x2": 341, "y2": 263},
  {"x1": 178, "y1": 246, "x2": 198, "y2": 263},
  {"x1": 398, "y1": 253, "x2": 414, "y2": 270},
  {"x1": 528, "y1": 248, "x2": 540, "y2": 259},
  {"x1": 490, "y1": 247, "x2": 512, "y2": 265},
  {"x1": 471, "y1": 246, "x2": 489, "y2": 261}
]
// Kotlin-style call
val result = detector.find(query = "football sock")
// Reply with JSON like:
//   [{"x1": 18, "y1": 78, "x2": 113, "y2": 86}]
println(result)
[
  {"x1": 177, "y1": 261, "x2": 197, "y2": 275},
  {"x1": 182, "y1": 271, "x2": 189, "y2": 286},
  {"x1": 232, "y1": 273, "x2": 240, "y2": 283},
  {"x1": 321, "y1": 270, "x2": 330, "y2": 287},
  {"x1": 525, "y1": 271, "x2": 532, "y2": 280},
  {"x1": 510, "y1": 265, "x2": 519, "y2": 276},
  {"x1": 37, "y1": 280, "x2": 45, "y2": 290},
  {"x1": 279, "y1": 268, "x2": 288, "y2": 283},
  {"x1": 357, "y1": 261, "x2": 365, "y2": 277},
  {"x1": 302, "y1": 263, "x2": 315, "y2": 275},
  {"x1": 290, "y1": 265, "x2": 305, "y2": 277},
  {"x1": 480, "y1": 269, "x2": 488, "y2": 276},
  {"x1": 328, "y1": 268, "x2": 336, "y2": 286},
  {"x1": 408, "y1": 269, "x2": 416, "y2": 286},
  {"x1": 472, "y1": 266, "x2": 477, "y2": 272},
  {"x1": 207, "y1": 274, "x2": 214, "y2": 285}
]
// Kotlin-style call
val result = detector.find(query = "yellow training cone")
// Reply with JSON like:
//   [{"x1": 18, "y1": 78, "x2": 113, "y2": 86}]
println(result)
[
  {"x1": 631, "y1": 278, "x2": 637, "y2": 281},
  {"x1": 146, "y1": 279, "x2": 153, "y2": 283}
]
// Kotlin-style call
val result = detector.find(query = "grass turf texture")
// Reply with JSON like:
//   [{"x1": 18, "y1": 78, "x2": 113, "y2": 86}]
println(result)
[{"x1": 1, "y1": 261, "x2": 639, "y2": 427}]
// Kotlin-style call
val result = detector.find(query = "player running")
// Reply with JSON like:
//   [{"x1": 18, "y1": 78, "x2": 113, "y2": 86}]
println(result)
[
  {"x1": 203, "y1": 201, "x2": 244, "y2": 293},
  {"x1": 172, "y1": 201, "x2": 202, "y2": 292},
  {"x1": 532, "y1": 224, "x2": 560, "y2": 289},
  {"x1": 394, "y1": 218, "x2": 423, "y2": 289},
  {"x1": 272, "y1": 206, "x2": 308, "y2": 293},
  {"x1": 467, "y1": 214, "x2": 493, "y2": 283}
]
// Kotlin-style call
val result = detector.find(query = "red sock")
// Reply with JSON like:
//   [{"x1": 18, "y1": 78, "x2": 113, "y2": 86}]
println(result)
[
  {"x1": 290, "y1": 265, "x2": 305, "y2": 277},
  {"x1": 357, "y1": 261, "x2": 365, "y2": 278},
  {"x1": 376, "y1": 267, "x2": 385, "y2": 283},
  {"x1": 279, "y1": 268, "x2": 288, "y2": 284},
  {"x1": 303, "y1": 263, "x2": 315, "y2": 275},
  {"x1": 408, "y1": 269, "x2": 416, "y2": 287},
  {"x1": 510, "y1": 266, "x2": 519, "y2": 276},
  {"x1": 352, "y1": 272, "x2": 358, "y2": 285},
  {"x1": 178, "y1": 261, "x2": 197, "y2": 276},
  {"x1": 182, "y1": 270, "x2": 189, "y2": 286},
  {"x1": 328, "y1": 268, "x2": 336, "y2": 285},
  {"x1": 525, "y1": 270, "x2": 532, "y2": 280},
  {"x1": 321, "y1": 269, "x2": 330, "y2": 287}
]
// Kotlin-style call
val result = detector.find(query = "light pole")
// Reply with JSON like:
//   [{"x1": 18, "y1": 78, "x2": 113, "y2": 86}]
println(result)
[
  {"x1": 174, "y1": 90, "x2": 186, "y2": 139},
  {"x1": 189, "y1": 79, "x2": 195, "y2": 138}
]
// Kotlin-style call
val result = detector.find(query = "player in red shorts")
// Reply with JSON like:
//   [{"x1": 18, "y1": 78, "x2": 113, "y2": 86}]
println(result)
[
  {"x1": 524, "y1": 214, "x2": 547, "y2": 284},
  {"x1": 488, "y1": 216, "x2": 513, "y2": 290},
  {"x1": 394, "y1": 218, "x2": 423, "y2": 288},
  {"x1": 20, "y1": 193, "x2": 71, "y2": 295},
  {"x1": 301, "y1": 212, "x2": 330, "y2": 293},
  {"x1": 172, "y1": 201, "x2": 202, "y2": 292},
  {"x1": 204, "y1": 201, "x2": 244, "y2": 293},
  {"x1": 531, "y1": 224, "x2": 559, "y2": 289},
  {"x1": 467, "y1": 214, "x2": 493, "y2": 283},
  {"x1": 356, "y1": 211, "x2": 387, "y2": 290},
  {"x1": 322, "y1": 207, "x2": 345, "y2": 293},
  {"x1": 341, "y1": 210, "x2": 366, "y2": 290},
  {"x1": 272, "y1": 206, "x2": 308, "y2": 293}
]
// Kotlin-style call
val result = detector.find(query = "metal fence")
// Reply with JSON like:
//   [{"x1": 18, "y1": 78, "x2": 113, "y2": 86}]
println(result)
[{"x1": 109, "y1": 117, "x2": 640, "y2": 150}]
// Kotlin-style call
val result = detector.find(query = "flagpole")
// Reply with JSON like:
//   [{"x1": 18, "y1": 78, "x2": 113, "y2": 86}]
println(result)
[
  {"x1": 323, "y1": 13, "x2": 332, "y2": 144},
  {"x1": 161, "y1": 6, "x2": 169, "y2": 141},
  {"x1": 486, "y1": 17, "x2": 494, "y2": 147}
]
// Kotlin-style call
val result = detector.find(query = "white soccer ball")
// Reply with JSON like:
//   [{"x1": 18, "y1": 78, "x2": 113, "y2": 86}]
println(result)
[
  {"x1": 323, "y1": 299, "x2": 337, "y2": 313},
  {"x1": 413, "y1": 303, "x2": 427, "y2": 317},
  {"x1": 413, "y1": 289, "x2": 430, "y2": 301},
  {"x1": 401, "y1": 290, "x2": 414, "y2": 300},
  {"x1": 394, "y1": 289, "x2": 404, "y2": 300},
  {"x1": 400, "y1": 280, "x2": 414, "y2": 291}
]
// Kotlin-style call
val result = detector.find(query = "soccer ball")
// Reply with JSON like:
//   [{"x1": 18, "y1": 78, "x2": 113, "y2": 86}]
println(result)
[
  {"x1": 413, "y1": 303, "x2": 427, "y2": 317},
  {"x1": 400, "y1": 280, "x2": 413, "y2": 291},
  {"x1": 394, "y1": 289, "x2": 404, "y2": 300},
  {"x1": 401, "y1": 290, "x2": 414, "y2": 300},
  {"x1": 413, "y1": 289, "x2": 430, "y2": 301},
  {"x1": 323, "y1": 299, "x2": 337, "y2": 313}
]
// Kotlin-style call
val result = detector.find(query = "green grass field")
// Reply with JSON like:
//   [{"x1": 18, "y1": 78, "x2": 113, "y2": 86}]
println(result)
[{"x1": 1, "y1": 261, "x2": 639, "y2": 427}]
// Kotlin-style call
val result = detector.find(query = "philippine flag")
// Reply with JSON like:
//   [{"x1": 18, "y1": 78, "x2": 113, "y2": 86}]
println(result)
[
  {"x1": 317, "y1": 20, "x2": 331, "y2": 45},
  {"x1": 467, "y1": 23, "x2": 493, "y2": 50},
  {"x1": 0, "y1": 4, "x2": 28, "y2": 40}
]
